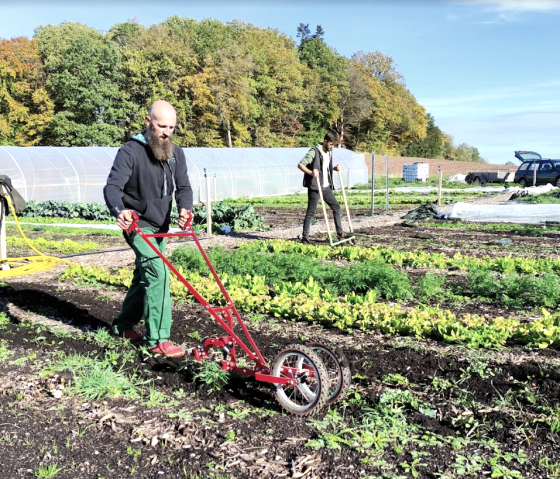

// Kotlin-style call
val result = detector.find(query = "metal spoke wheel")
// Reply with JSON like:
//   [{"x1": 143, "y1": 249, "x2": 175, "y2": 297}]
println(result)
[
  {"x1": 271, "y1": 344, "x2": 329, "y2": 416},
  {"x1": 306, "y1": 341, "x2": 352, "y2": 404}
]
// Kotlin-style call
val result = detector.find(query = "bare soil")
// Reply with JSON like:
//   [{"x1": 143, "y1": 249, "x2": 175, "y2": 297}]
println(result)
[
  {"x1": 1, "y1": 279, "x2": 560, "y2": 478},
  {"x1": 363, "y1": 154, "x2": 517, "y2": 178}
]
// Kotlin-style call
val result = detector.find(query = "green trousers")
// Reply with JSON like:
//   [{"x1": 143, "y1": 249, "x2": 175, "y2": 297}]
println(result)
[{"x1": 111, "y1": 228, "x2": 171, "y2": 347}]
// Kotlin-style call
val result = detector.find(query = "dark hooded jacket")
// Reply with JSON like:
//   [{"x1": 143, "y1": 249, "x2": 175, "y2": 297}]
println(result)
[
  {"x1": 104, "y1": 132, "x2": 193, "y2": 231},
  {"x1": 299, "y1": 145, "x2": 335, "y2": 191}
]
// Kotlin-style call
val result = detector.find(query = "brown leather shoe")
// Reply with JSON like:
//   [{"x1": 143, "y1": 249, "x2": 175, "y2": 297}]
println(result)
[
  {"x1": 149, "y1": 341, "x2": 185, "y2": 358},
  {"x1": 111, "y1": 330, "x2": 143, "y2": 345}
]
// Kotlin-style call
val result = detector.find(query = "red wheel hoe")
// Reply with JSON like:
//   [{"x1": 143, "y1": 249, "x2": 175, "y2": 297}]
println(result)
[{"x1": 125, "y1": 211, "x2": 351, "y2": 415}]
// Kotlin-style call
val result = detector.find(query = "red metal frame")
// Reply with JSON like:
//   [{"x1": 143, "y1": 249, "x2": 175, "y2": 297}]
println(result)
[{"x1": 124, "y1": 211, "x2": 304, "y2": 387}]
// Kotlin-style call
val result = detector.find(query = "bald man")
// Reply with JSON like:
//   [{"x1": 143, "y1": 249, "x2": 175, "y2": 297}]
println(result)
[{"x1": 104, "y1": 100, "x2": 193, "y2": 357}]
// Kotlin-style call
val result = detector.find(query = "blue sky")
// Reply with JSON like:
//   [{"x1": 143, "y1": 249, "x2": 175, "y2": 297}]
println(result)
[{"x1": 1, "y1": 0, "x2": 560, "y2": 164}]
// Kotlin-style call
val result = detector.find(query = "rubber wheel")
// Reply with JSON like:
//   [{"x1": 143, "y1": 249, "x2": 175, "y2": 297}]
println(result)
[
  {"x1": 306, "y1": 341, "x2": 352, "y2": 405},
  {"x1": 555, "y1": 177, "x2": 560, "y2": 188},
  {"x1": 520, "y1": 178, "x2": 528, "y2": 187},
  {"x1": 271, "y1": 344, "x2": 329, "y2": 416}
]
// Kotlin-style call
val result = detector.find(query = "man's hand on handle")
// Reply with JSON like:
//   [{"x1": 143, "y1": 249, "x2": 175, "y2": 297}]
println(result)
[
  {"x1": 117, "y1": 209, "x2": 134, "y2": 230},
  {"x1": 313, "y1": 169, "x2": 319, "y2": 178},
  {"x1": 178, "y1": 208, "x2": 192, "y2": 229},
  {"x1": 333, "y1": 165, "x2": 341, "y2": 172}
]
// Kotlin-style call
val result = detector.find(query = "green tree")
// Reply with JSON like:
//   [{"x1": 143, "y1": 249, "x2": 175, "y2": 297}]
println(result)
[
  {"x1": 109, "y1": 19, "x2": 198, "y2": 144},
  {"x1": 35, "y1": 22, "x2": 132, "y2": 146},
  {"x1": 405, "y1": 113, "x2": 444, "y2": 158},
  {"x1": 453, "y1": 143, "x2": 485, "y2": 162},
  {"x1": 442, "y1": 134, "x2": 485, "y2": 162},
  {"x1": 298, "y1": 36, "x2": 348, "y2": 145},
  {"x1": 242, "y1": 24, "x2": 305, "y2": 147}
]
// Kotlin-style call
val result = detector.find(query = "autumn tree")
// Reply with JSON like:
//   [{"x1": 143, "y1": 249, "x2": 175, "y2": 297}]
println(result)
[
  {"x1": 241, "y1": 24, "x2": 305, "y2": 147},
  {"x1": 0, "y1": 17, "x2": 471, "y2": 156},
  {"x1": 0, "y1": 37, "x2": 53, "y2": 145},
  {"x1": 336, "y1": 60, "x2": 371, "y2": 148},
  {"x1": 351, "y1": 51, "x2": 426, "y2": 154},
  {"x1": 205, "y1": 44, "x2": 255, "y2": 147}
]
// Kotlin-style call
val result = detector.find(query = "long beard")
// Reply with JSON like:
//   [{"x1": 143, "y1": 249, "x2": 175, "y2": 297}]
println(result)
[{"x1": 146, "y1": 126, "x2": 174, "y2": 161}]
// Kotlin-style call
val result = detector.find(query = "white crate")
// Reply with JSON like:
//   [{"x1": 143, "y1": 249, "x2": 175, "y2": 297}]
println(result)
[{"x1": 402, "y1": 162, "x2": 429, "y2": 182}]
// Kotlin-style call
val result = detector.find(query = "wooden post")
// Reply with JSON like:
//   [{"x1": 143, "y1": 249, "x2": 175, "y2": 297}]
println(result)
[
  {"x1": 347, "y1": 169, "x2": 351, "y2": 189},
  {"x1": 205, "y1": 169, "x2": 212, "y2": 235},
  {"x1": 370, "y1": 151, "x2": 375, "y2": 216},
  {"x1": 213, "y1": 174, "x2": 217, "y2": 202},
  {"x1": 0, "y1": 188, "x2": 6, "y2": 260},
  {"x1": 437, "y1": 167, "x2": 443, "y2": 206},
  {"x1": 385, "y1": 153, "x2": 389, "y2": 214},
  {"x1": 533, "y1": 163, "x2": 537, "y2": 186}
]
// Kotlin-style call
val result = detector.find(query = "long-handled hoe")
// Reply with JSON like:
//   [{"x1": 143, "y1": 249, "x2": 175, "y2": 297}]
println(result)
[
  {"x1": 317, "y1": 170, "x2": 356, "y2": 247},
  {"x1": 125, "y1": 211, "x2": 351, "y2": 416}
]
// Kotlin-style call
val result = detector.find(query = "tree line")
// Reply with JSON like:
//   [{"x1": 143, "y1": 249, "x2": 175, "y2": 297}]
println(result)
[{"x1": 0, "y1": 17, "x2": 483, "y2": 161}]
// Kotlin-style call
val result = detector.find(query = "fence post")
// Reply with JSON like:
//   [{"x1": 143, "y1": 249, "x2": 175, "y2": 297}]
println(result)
[
  {"x1": 204, "y1": 169, "x2": 212, "y2": 235},
  {"x1": 370, "y1": 152, "x2": 375, "y2": 216},
  {"x1": 385, "y1": 153, "x2": 389, "y2": 214},
  {"x1": 437, "y1": 167, "x2": 443, "y2": 206}
]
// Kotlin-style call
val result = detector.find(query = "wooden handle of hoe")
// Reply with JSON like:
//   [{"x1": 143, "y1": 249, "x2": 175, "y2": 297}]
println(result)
[
  {"x1": 337, "y1": 169, "x2": 353, "y2": 233},
  {"x1": 316, "y1": 176, "x2": 333, "y2": 241}
]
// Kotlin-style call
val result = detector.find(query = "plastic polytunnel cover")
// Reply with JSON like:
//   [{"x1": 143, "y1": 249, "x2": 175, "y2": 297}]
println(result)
[{"x1": 0, "y1": 146, "x2": 368, "y2": 204}]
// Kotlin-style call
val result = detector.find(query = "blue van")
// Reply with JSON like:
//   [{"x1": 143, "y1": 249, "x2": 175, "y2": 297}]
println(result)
[{"x1": 514, "y1": 151, "x2": 560, "y2": 187}]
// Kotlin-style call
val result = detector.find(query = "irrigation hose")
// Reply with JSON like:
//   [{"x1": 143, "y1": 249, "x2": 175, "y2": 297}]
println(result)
[{"x1": 0, "y1": 194, "x2": 77, "y2": 278}]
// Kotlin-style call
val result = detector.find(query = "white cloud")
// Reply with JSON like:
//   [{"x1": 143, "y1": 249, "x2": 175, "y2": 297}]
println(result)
[
  {"x1": 419, "y1": 80, "x2": 560, "y2": 120},
  {"x1": 453, "y1": 0, "x2": 560, "y2": 12}
]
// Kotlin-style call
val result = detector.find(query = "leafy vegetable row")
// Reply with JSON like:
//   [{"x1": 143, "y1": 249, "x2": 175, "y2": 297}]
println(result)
[
  {"x1": 7, "y1": 236, "x2": 102, "y2": 254},
  {"x1": 61, "y1": 265, "x2": 560, "y2": 350},
  {"x1": 238, "y1": 239, "x2": 560, "y2": 274},
  {"x1": 170, "y1": 245, "x2": 560, "y2": 309},
  {"x1": 13, "y1": 200, "x2": 265, "y2": 232}
]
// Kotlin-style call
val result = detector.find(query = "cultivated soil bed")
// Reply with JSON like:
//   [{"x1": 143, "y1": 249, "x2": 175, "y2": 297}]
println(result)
[{"x1": 2, "y1": 193, "x2": 560, "y2": 478}]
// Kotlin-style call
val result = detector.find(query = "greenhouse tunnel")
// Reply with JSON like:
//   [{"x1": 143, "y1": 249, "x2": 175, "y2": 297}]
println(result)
[{"x1": 0, "y1": 147, "x2": 368, "y2": 204}]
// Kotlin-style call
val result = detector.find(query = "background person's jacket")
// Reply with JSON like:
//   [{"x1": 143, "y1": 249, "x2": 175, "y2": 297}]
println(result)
[
  {"x1": 299, "y1": 144, "x2": 335, "y2": 191},
  {"x1": 104, "y1": 132, "x2": 193, "y2": 231}
]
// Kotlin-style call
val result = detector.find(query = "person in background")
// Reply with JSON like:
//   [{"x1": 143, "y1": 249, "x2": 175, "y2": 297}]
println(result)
[
  {"x1": 297, "y1": 130, "x2": 346, "y2": 244},
  {"x1": 104, "y1": 100, "x2": 193, "y2": 358}
]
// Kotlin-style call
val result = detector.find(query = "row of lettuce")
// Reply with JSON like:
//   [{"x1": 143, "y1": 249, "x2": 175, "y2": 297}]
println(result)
[{"x1": 60, "y1": 239, "x2": 560, "y2": 349}]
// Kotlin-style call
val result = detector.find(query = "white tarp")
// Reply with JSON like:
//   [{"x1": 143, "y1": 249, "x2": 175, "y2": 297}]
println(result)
[
  {"x1": 507, "y1": 183, "x2": 558, "y2": 196},
  {"x1": 448, "y1": 202, "x2": 560, "y2": 224},
  {"x1": 447, "y1": 174, "x2": 467, "y2": 183}
]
